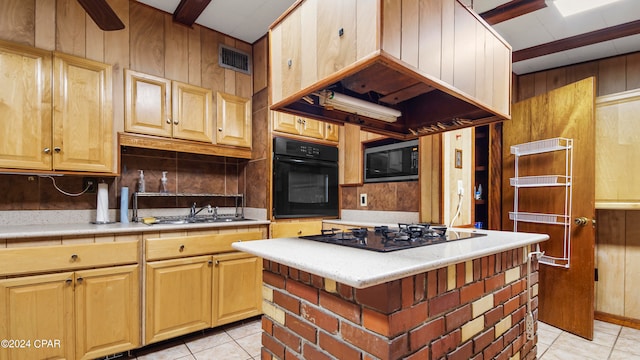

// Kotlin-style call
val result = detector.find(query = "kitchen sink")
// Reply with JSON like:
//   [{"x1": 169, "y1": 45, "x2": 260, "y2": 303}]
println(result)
[{"x1": 144, "y1": 216, "x2": 251, "y2": 225}]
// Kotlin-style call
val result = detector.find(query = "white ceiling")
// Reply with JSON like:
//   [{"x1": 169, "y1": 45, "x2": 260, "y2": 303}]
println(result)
[{"x1": 136, "y1": 0, "x2": 640, "y2": 75}]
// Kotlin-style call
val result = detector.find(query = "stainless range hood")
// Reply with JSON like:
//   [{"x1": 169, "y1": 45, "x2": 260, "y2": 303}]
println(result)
[{"x1": 269, "y1": 0, "x2": 512, "y2": 139}]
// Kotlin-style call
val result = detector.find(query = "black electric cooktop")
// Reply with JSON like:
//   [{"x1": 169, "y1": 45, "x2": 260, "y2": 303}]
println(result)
[{"x1": 300, "y1": 224, "x2": 486, "y2": 252}]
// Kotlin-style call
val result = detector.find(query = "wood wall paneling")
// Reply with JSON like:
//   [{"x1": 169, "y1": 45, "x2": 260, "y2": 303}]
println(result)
[
  {"x1": 595, "y1": 210, "x2": 626, "y2": 316},
  {"x1": 628, "y1": 52, "x2": 640, "y2": 89},
  {"x1": 418, "y1": 0, "x2": 442, "y2": 78},
  {"x1": 35, "y1": 0, "x2": 56, "y2": 50},
  {"x1": 164, "y1": 16, "x2": 189, "y2": 83},
  {"x1": 625, "y1": 211, "x2": 640, "y2": 319},
  {"x1": 0, "y1": 0, "x2": 35, "y2": 46},
  {"x1": 382, "y1": 0, "x2": 401, "y2": 59},
  {"x1": 56, "y1": 0, "x2": 87, "y2": 58},
  {"x1": 129, "y1": 1, "x2": 165, "y2": 77},
  {"x1": 252, "y1": 36, "x2": 268, "y2": 92},
  {"x1": 105, "y1": 0, "x2": 130, "y2": 137},
  {"x1": 188, "y1": 26, "x2": 202, "y2": 86},
  {"x1": 401, "y1": 0, "x2": 419, "y2": 68},
  {"x1": 599, "y1": 56, "x2": 628, "y2": 96}
]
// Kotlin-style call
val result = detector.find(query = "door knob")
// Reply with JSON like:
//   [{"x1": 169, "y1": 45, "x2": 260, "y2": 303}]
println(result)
[{"x1": 574, "y1": 217, "x2": 589, "y2": 226}]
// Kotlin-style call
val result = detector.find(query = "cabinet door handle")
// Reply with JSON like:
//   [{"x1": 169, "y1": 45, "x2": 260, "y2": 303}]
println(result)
[
  {"x1": 43, "y1": 147, "x2": 51, "y2": 154},
  {"x1": 76, "y1": 277, "x2": 83, "y2": 284},
  {"x1": 173, "y1": 119, "x2": 179, "y2": 125},
  {"x1": 218, "y1": 128, "x2": 223, "y2": 132},
  {"x1": 297, "y1": 230, "x2": 302, "y2": 235},
  {"x1": 179, "y1": 244, "x2": 185, "y2": 252},
  {"x1": 208, "y1": 259, "x2": 213, "y2": 265},
  {"x1": 214, "y1": 260, "x2": 219, "y2": 266},
  {"x1": 53, "y1": 147, "x2": 61, "y2": 153},
  {"x1": 70, "y1": 254, "x2": 78, "y2": 262},
  {"x1": 166, "y1": 118, "x2": 172, "y2": 124},
  {"x1": 65, "y1": 278, "x2": 73, "y2": 285},
  {"x1": 287, "y1": 59, "x2": 292, "y2": 68}
]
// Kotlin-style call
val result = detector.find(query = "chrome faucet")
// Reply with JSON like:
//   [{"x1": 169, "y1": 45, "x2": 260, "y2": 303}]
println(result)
[{"x1": 190, "y1": 203, "x2": 212, "y2": 218}]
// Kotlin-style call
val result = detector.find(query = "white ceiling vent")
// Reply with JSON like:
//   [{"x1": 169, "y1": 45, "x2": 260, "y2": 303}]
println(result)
[{"x1": 219, "y1": 44, "x2": 251, "y2": 75}]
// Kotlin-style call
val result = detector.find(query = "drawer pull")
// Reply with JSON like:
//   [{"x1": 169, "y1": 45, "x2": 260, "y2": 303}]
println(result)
[
  {"x1": 70, "y1": 254, "x2": 78, "y2": 262},
  {"x1": 179, "y1": 245, "x2": 185, "y2": 252},
  {"x1": 297, "y1": 230, "x2": 302, "y2": 235}
]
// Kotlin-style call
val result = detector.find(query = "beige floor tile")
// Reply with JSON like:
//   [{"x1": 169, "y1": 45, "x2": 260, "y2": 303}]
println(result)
[
  {"x1": 591, "y1": 327, "x2": 620, "y2": 348},
  {"x1": 537, "y1": 341, "x2": 550, "y2": 357},
  {"x1": 176, "y1": 355, "x2": 197, "y2": 360},
  {"x1": 225, "y1": 319, "x2": 262, "y2": 340},
  {"x1": 614, "y1": 336, "x2": 640, "y2": 356},
  {"x1": 540, "y1": 345, "x2": 609, "y2": 360},
  {"x1": 234, "y1": 332, "x2": 262, "y2": 358},
  {"x1": 185, "y1": 329, "x2": 234, "y2": 354},
  {"x1": 537, "y1": 327, "x2": 562, "y2": 346},
  {"x1": 193, "y1": 341, "x2": 252, "y2": 360},
  {"x1": 609, "y1": 349, "x2": 640, "y2": 360},
  {"x1": 136, "y1": 342, "x2": 192, "y2": 360},
  {"x1": 594, "y1": 320, "x2": 622, "y2": 336},
  {"x1": 620, "y1": 326, "x2": 640, "y2": 341},
  {"x1": 539, "y1": 321, "x2": 563, "y2": 336},
  {"x1": 550, "y1": 332, "x2": 612, "y2": 360}
]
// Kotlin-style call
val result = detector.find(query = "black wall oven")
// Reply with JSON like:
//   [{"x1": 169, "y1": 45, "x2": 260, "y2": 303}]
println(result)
[{"x1": 273, "y1": 137, "x2": 339, "y2": 218}]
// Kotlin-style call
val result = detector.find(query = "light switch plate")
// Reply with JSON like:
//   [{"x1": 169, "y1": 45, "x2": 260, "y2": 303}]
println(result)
[{"x1": 360, "y1": 193, "x2": 367, "y2": 207}]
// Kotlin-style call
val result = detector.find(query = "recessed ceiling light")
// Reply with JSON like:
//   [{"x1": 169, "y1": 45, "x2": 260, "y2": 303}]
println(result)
[{"x1": 552, "y1": 0, "x2": 623, "y2": 17}]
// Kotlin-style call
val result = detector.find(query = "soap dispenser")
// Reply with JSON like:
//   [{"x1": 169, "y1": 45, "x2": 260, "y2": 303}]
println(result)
[
  {"x1": 138, "y1": 170, "x2": 146, "y2": 193},
  {"x1": 160, "y1": 171, "x2": 168, "y2": 193}
]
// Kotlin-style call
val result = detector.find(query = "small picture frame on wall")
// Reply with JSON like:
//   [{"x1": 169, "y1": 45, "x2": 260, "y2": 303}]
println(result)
[{"x1": 455, "y1": 149, "x2": 462, "y2": 168}]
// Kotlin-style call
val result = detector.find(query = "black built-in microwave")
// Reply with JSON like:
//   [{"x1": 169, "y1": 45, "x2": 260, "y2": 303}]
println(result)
[{"x1": 364, "y1": 140, "x2": 419, "y2": 183}]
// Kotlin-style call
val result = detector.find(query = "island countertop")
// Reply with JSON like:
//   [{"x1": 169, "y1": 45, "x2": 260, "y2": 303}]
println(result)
[{"x1": 233, "y1": 228, "x2": 548, "y2": 288}]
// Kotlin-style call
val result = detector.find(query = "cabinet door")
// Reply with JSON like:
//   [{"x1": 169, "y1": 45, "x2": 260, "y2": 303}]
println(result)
[
  {"x1": 145, "y1": 256, "x2": 212, "y2": 344},
  {"x1": 324, "y1": 122, "x2": 339, "y2": 142},
  {"x1": 212, "y1": 252, "x2": 262, "y2": 326},
  {"x1": 124, "y1": 69, "x2": 172, "y2": 138},
  {"x1": 53, "y1": 53, "x2": 113, "y2": 172},
  {"x1": 75, "y1": 265, "x2": 140, "y2": 360},
  {"x1": 270, "y1": 5, "x2": 302, "y2": 105},
  {"x1": 316, "y1": 0, "x2": 357, "y2": 80},
  {"x1": 0, "y1": 272, "x2": 75, "y2": 360},
  {"x1": 216, "y1": 92, "x2": 252, "y2": 148},
  {"x1": 298, "y1": 118, "x2": 325, "y2": 139},
  {"x1": 272, "y1": 111, "x2": 300, "y2": 135},
  {"x1": 0, "y1": 40, "x2": 52, "y2": 171},
  {"x1": 172, "y1": 81, "x2": 214, "y2": 142}
]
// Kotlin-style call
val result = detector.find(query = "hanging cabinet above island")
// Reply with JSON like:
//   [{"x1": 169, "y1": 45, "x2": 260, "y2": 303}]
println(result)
[{"x1": 269, "y1": 0, "x2": 512, "y2": 139}]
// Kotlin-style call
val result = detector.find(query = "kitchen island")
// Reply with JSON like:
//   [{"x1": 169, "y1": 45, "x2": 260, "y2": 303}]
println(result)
[{"x1": 233, "y1": 229, "x2": 547, "y2": 360}]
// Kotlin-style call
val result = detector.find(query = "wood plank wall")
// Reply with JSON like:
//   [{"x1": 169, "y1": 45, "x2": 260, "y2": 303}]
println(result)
[
  {"x1": 514, "y1": 52, "x2": 640, "y2": 101},
  {"x1": 0, "y1": 0, "x2": 253, "y2": 137}
]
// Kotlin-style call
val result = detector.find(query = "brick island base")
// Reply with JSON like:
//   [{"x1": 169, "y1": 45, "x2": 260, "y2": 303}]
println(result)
[{"x1": 259, "y1": 246, "x2": 539, "y2": 360}]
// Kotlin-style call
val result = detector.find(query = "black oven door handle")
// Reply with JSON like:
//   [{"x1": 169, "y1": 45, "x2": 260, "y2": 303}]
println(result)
[{"x1": 274, "y1": 156, "x2": 338, "y2": 168}]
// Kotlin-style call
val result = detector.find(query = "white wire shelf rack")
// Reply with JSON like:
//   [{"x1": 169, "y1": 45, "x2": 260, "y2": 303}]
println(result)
[
  {"x1": 510, "y1": 137, "x2": 572, "y2": 156},
  {"x1": 509, "y1": 175, "x2": 571, "y2": 187},
  {"x1": 509, "y1": 212, "x2": 570, "y2": 226}
]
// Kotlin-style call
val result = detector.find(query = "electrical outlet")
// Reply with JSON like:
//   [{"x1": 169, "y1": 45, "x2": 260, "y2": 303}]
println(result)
[
  {"x1": 83, "y1": 177, "x2": 98, "y2": 193},
  {"x1": 360, "y1": 193, "x2": 368, "y2": 207},
  {"x1": 457, "y1": 180, "x2": 464, "y2": 196}
]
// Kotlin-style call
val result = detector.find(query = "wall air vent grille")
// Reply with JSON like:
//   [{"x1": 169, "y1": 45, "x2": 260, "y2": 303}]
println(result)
[{"x1": 219, "y1": 45, "x2": 251, "y2": 75}]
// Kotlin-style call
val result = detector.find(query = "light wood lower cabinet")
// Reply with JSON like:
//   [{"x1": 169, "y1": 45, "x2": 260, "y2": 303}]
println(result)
[
  {"x1": 0, "y1": 272, "x2": 75, "y2": 360},
  {"x1": 270, "y1": 220, "x2": 323, "y2": 238},
  {"x1": 144, "y1": 230, "x2": 264, "y2": 345},
  {"x1": 0, "y1": 265, "x2": 139, "y2": 360},
  {"x1": 212, "y1": 252, "x2": 262, "y2": 326},
  {"x1": 145, "y1": 256, "x2": 213, "y2": 344}
]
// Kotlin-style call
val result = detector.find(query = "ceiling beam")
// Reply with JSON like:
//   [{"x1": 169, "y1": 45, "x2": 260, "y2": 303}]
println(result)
[
  {"x1": 513, "y1": 19, "x2": 640, "y2": 62},
  {"x1": 77, "y1": 0, "x2": 125, "y2": 31},
  {"x1": 173, "y1": 0, "x2": 212, "y2": 27},
  {"x1": 479, "y1": 0, "x2": 547, "y2": 25}
]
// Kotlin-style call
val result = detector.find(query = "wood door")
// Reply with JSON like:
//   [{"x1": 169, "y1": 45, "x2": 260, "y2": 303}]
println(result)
[
  {"x1": 75, "y1": 265, "x2": 140, "y2": 360},
  {"x1": 145, "y1": 256, "x2": 212, "y2": 344},
  {"x1": 172, "y1": 81, "x2": 213, "y2": 142},
  {"x1": 216, "y1": 92, "x2": 251, "y2": 147},
  {"x1": 124, "y1": 69, "x2": 172, "y2": 138},
  {"x1": 212, "y1": 252, "x2": 262, "y2": 326},
  {"x1": 53, "y1": 53, "x2": 113, "y2": 172},
  {"x1": 0, "y1": 40, "x2": 52, "y2": 171},
  {"x1": 502, "y1": 77, "x2": 596, "y2": 339},
  {"x1": 0, "y1": 272, "x2": 75, "y2": 360}
]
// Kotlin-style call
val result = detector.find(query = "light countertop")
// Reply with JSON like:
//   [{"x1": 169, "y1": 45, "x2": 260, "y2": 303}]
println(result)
[
  {"x1": 233, "y1": 228, "x2": 548, "y2": 289},
  {"x1": 0, "y1": 219, "x2": 270, "y2": 240}
]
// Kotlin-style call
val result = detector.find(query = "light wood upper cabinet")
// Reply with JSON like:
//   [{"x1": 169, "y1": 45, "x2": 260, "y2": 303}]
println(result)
[
  {"x1": 0, "y1": 41, "x2": 52, "y2": 171},
  {"x1": 0, "y1": 41, "x2": 114, "y2": 173},
  {"x1": 272, "y1": 111, "x2": 338, "y2": 142},
  {"x1": 53, "y1": 53, "x2": 113, "y2": 173},
  {"x1": 216, "y1": 92, "x2": 252, "y2": 148},
  {"x1": 125, "y1": 69, "x2": 214, "y2": 143},
  {"x1": 125, "y1": 70, "x2": 172, "y2": 138},
  {"x1": 212, "y1": 252, "x2": 262, "y2": 326},
  {"x1": 0, "y1": 272, "x2": 75, "y2": 360}
]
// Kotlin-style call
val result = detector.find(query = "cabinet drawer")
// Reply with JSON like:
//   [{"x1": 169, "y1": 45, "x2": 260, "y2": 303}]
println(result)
[
  {"x1": 145, "y1": 231, "x2": 263, "y2": 261},
  {"x1": 0, "y1": 241, "x2": 139, "y2": 276},
  {"x1": 270, "y1": 221, "x2": 322, "y2": 238}
]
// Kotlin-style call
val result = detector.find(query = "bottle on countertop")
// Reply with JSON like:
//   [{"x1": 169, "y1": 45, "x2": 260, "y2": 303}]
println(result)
[
  {"x1": 160, "y1": 171, "x2": 168, "y2": 193},
  {"x1": 138, "y1": 170, "x2": 146, "y2": 193}
]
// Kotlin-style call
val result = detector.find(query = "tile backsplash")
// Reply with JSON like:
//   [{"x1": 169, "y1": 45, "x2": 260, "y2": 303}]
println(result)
[{"x1": 0, "y1": 146, "x2": 247, "y2": 212}]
